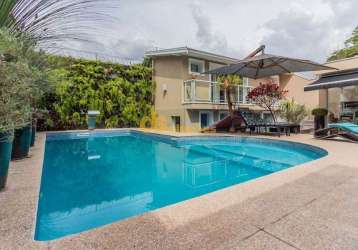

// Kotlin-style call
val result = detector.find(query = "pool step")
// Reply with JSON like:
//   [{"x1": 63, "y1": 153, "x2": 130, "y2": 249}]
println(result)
[{"x1": 184, "y1": 145, "x2": 291, "y2": 174}]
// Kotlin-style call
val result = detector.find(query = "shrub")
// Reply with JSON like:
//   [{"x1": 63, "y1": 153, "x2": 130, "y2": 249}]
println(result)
[
  {"x1": 311, "y1": 108, "x2": 328, "y2": 117},
  {"x1": 42, "y1": 59, "x2": 154, "y2": 130},
  {"x1": 279, "y1": 99, "x2": 308, "y2": 124}
]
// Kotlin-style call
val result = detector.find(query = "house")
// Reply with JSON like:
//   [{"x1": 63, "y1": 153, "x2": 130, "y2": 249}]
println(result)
[
  {"x1": 145, "y1": 47, "x2": 262, "y2": 132},
  {"x1": 305, "y1": 56, "x2": 358, "y2": 122},
  {"x1": 145, "y1": 47, "x2": 329, "y2": 132}
]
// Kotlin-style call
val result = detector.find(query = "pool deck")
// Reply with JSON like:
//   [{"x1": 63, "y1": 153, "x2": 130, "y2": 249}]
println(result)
[{"x1": 1, "y1": 130, "x2": 358, "y2": 249}]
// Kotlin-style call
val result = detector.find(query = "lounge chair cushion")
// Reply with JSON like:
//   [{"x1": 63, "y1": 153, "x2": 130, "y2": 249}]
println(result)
[{"x1": 328, "y1": 123, "x2": 358, "y2": 134}]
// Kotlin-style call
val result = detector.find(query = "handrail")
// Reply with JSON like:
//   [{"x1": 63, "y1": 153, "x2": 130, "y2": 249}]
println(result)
[{"x1": 183, "y1": 79, "x2": 253, "y2": 104}]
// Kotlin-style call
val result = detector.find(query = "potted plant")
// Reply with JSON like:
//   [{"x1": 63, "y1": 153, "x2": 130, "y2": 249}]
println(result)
[
  {"x1": 279, "y1": 98, "x2": 308, "y2": 132},
  {"x1": 0, "y1": 130, "x2": 13, "y2": 189},
  {"x1": 312, "y1": 108, "x2": 328, "y2": 134},
  {"x1": 11, "y1": 123, "x2": 32, "y2": 160},
  {"x1": 30, "y1": 109, "x2": 47, "y2": 147},
  {"x1": 0, "y1": 92, "x2": 15, "y2": 189},
  {"x1": 0, "y1": 29, "x2": 33, "y2": 160},
  {"x1": 0, "y1": 55, "x2": 17, "y2": 189},
  {"x1": 10, "y1": 96, "x2": 33, "y2": 160},
  {"x1": 30, "y1": 119, "x2": 37, "y2": 147}
]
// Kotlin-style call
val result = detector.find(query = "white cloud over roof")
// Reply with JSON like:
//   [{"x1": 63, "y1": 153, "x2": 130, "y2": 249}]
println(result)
[{"x1": 59, "y1": 0, "x2": 358, "y2": 63}]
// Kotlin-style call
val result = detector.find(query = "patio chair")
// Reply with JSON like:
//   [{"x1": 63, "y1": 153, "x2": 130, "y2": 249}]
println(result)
[
  {"x1": 239, "y1": 109, "x2": 298, "y2": 136},
  {"x1": 314, "y1": 123, "x2": 358, "y2": 142}
]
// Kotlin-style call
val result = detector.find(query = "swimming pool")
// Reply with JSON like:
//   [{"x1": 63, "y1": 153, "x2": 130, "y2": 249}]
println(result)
[{"x1": 35, "y1": 131, "x2": 327, "y2": 241}]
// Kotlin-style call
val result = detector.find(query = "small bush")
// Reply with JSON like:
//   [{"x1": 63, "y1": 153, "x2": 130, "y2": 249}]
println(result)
[
  {"x1": 279, "y1": 99, "x2": 308, "y2": 124},
  {"x1": 311, "y1": 108, "x2": 328, "y2": 117}
]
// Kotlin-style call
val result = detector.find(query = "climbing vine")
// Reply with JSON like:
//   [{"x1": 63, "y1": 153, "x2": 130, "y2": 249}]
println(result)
[{"x1": 41, "y1": 58, "x2": 154, "y2": 130}]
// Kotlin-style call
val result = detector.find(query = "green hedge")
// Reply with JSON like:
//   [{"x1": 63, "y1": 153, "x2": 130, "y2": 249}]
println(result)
[{"x1": 40, "y1": 58, "x2": 154, "y2": 130}]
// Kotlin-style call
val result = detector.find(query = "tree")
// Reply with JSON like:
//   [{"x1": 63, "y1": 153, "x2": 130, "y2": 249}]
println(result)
[
  {"x1": 328, "y1": 26, "x2": 358, "y2": 61},
  {"x1": 0, "y1": 29, "x2": 36, "y2": 139},
  {"x1": 217, "y1": 75, "x2": 242, "y2": 132},
  {"x1": 247, "y1": 80, "x2": 287, "y2": 123},
  {"x1": 217, "y1": 75, "x2": 242, "y2": 115}
]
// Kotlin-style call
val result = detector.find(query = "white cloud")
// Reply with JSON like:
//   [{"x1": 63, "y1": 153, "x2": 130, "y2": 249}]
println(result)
[
  {"x1": 56, "y1": 0, "x2": 358, "y2": 63},
  {"x1": 260, "y1": 0, "x2": 357, "y2": 62}
]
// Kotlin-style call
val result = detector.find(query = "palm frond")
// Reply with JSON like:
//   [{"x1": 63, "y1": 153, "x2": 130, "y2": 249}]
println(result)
[{"x1": 0, "y1": 0, "x2": 119, "y2": 49}]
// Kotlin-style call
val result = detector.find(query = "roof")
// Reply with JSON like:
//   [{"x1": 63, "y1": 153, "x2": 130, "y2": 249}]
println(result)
[
  {"x1": 293, "y1": 72, "x2": 318, "y2": 81},
  {"x1": 325, "y1": 55, "x2": 358, "y2": 65},
  {"x1": 304, "y1": 68, "x2": 358, "y2": 91},
  {"x1": 144, "y1": 46, "x2": 239, "y2": 64}
]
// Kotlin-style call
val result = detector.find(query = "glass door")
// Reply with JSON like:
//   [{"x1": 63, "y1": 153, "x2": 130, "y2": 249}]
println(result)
[{"x1": 200, "y1": 112, "x2": 212, "y2": 129}]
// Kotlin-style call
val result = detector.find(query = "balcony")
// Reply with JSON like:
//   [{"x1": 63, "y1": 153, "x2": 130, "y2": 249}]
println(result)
[{"x1": 183, "y1": 80, "x2": 253, "y2": 105}]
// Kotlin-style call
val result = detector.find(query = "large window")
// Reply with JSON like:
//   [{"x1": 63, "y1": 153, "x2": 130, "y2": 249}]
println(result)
[
  {"x1": 219, "y1": 111, "x2": 229, "y2": 121},
  {"x1": 189, "y1": 58, "x2": 205, "y2": 74}
]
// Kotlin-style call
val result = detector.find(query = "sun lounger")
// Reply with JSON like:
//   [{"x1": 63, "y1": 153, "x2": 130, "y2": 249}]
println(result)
[
  {"x1": 202, "y1": 111, "x2": 247, "y2": 133},
  {"x1": 315, "y1": 123, "x2": 358, "y2": 142},
  {"x1": 240, "y1": 109, "x2": 299, "y2": 137}
]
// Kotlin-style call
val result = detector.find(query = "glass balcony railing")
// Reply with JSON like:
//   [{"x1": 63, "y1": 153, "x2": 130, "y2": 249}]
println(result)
[{"x1": 183, "y1": 80, "x2": 253, "y2": 104}]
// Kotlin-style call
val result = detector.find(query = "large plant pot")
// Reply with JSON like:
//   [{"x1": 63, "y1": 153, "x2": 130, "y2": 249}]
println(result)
[
  {"x1": 30, "y1": 120, "x2": 37, "y2": 147},
  {"x1": 11, "y1": 124, "x2": 32, "y2": 160},
  {"x1": 0, "y1": 131, "x2": 14, "y2": 189},
  {"x1": 314, "y1": 115, "x2": 327, "y2": 136}
]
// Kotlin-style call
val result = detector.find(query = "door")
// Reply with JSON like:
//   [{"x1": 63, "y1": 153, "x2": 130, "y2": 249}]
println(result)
[
  {"x1": 172, "y1": 116, "x2": 180, "y2": 132},
  {"x1": 200, "y1": 112, "x2": 212, "y2": 129}
]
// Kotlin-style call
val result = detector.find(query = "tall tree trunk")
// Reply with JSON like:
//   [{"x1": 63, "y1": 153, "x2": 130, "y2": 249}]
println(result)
[
  {"x1": 224, "y1": 79, "x2": 235, "y2": 132},
  {"x1": 267, "y1": 107, "x2": 276, "y2": 123}
]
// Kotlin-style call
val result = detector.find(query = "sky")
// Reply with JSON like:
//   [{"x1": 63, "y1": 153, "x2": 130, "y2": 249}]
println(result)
[{"x1": 62, "y1": 0, "x2": 358, "y2": 63}]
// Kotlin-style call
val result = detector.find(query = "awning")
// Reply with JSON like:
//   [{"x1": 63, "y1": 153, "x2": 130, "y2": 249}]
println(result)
[{"x1": 304, "y1": 68, "x2": 358, "y2": 91}]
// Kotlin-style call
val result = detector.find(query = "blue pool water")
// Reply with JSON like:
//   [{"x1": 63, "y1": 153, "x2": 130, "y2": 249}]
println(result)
[{"x1": 35, "y1": 131, "x2": 327, "y2": 241}]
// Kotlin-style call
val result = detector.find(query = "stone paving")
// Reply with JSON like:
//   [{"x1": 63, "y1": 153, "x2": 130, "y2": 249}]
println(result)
[{"x1": 1, "y1": 132, "x2": 358, "y2": 249}]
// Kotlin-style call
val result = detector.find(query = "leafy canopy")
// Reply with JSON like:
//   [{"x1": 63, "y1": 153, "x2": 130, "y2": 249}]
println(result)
[
  {"x1": 0, "y1": 28, "x2": 51, "y2": 136},
  {"x1": 247, "y1": 81, "x2": 287, "y2": 122},
  {"x1": 328, "y1": 26, "x2": 358, "y2": 61}
]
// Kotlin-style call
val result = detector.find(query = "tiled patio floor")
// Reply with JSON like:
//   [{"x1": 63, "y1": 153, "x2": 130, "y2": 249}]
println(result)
[{"x1": 1, "y1": 131, "x2": 358, "y2": 250}]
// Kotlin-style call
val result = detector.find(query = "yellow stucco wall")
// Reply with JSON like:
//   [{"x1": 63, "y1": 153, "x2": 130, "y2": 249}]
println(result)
[
  {"x1": 279, "y1": 74, "x2": 319, "y2": 112},
  {"x1": 152, "y1": 55, "x2": 229, "y2": 132}
]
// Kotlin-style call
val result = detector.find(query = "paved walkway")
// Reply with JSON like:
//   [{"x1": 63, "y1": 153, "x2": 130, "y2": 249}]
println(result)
[{"x1": 1, "y1": 132, "x2": 358, "y2": 249}]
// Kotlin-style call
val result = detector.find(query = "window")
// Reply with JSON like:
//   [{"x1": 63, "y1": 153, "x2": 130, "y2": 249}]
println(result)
[
  {"x1": 189, "y1": 58, "x2": 205, "y2": 74},
  {"x1": 243, "y1": 77, "x2": 249, "y2": 86},
  {"x1": 219, "y1": 111, "x2": 229, "y2": 121}
]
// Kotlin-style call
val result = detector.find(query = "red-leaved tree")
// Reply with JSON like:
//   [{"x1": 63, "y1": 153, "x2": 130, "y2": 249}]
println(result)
[{"x1": 247, "y1": 80, "x2": 287, "y2": 123}]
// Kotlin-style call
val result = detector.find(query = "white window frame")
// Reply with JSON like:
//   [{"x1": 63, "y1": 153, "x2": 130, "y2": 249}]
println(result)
[
  {"x1": 243, "y1": 77, "x2": 249, "y2": 86},
  {"x1": 189, "y1": 58, "x2": 205, "y2": 75},
  {"x1": 199, "y1": 111, "x2": 213, "y2": 128}
]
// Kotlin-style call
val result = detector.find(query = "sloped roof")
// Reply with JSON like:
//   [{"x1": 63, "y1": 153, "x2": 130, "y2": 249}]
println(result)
[{"x1": 144, "y1": 47, "x2": 238, "y2": 64}]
